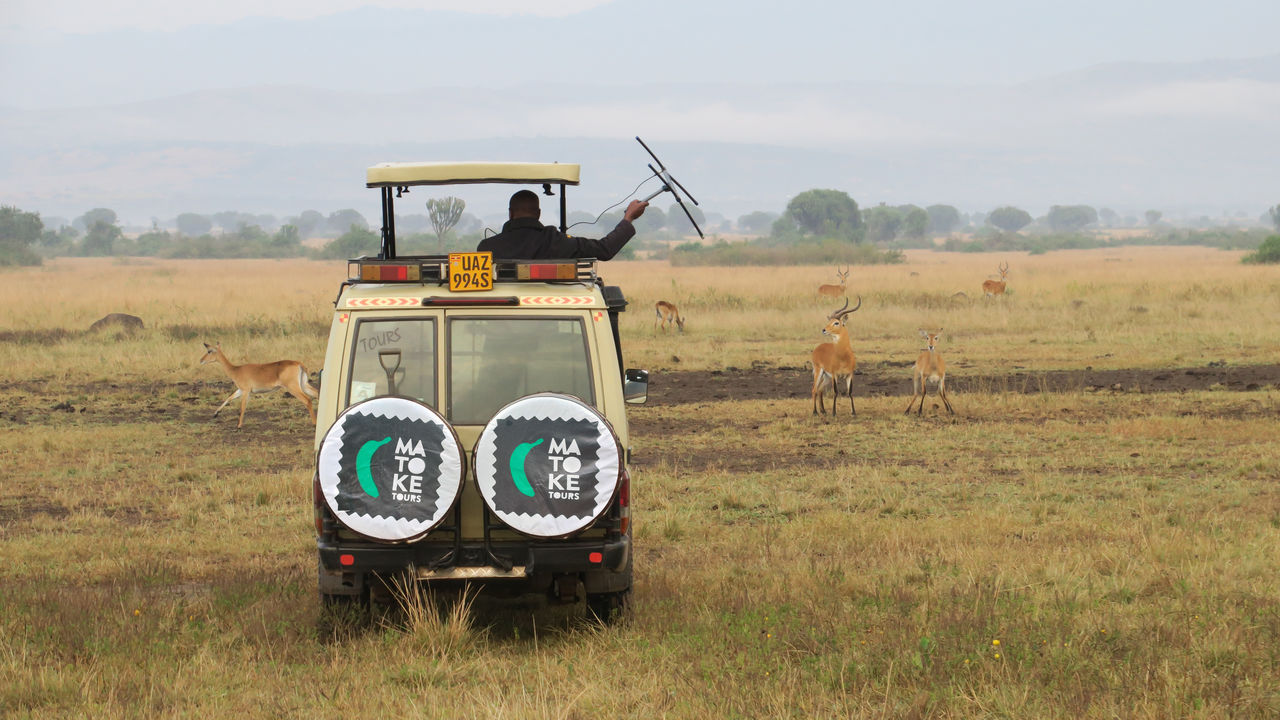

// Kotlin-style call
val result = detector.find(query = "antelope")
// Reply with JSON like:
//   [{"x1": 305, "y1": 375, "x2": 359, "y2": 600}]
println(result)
[
  {"x1": 817, "y1": 266, "x2": 850, "y2": 298},
  {"x1": 905, "y1": 328, "x2": 955, "y2": 415},
  {"x1": 654, "y1": 300, "x2": 685, "y2": 332},
  {"x1": 199, "y1": 342, "x2": 318, "y2": 428},
  {"x1": 982, "y1": 261, "x2": 1009, "y2": 297},
  {"x1": 810, "y1": 296, "x2": 862, "y2": 416}
]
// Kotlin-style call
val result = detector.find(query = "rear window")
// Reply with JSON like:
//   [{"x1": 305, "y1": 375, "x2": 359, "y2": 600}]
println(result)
[
  {"x1": 346, "y1": 318, "x2": 437, "y2": 408},
  {"x1": 448, "y1": 317, "x2": 593, "y2": 424}
]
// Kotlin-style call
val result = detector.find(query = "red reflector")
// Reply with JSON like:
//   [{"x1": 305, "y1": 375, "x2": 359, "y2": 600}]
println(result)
[
  {"x1": 588, "y1": 552, "x2": 603, "y2": 564},
  {"x1": 339, "y1": 554, "x2": 355, "y2": 566}
]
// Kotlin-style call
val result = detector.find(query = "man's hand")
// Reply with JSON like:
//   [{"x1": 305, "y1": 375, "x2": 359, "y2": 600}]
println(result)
[{"x1": 624, "y1": 200, "x2": 648, "y2": 223}]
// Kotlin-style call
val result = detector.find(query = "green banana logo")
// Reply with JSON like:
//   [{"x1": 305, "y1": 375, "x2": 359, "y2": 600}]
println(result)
[
  {"x1": 508, "y1": 439, "x2": 544, "y2": 498},
  {"x1": 356, "y1": 437, "x2": 392, "y2": 498}
]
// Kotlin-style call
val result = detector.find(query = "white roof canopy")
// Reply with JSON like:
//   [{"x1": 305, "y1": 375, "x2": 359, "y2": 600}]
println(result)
[{"x1": 367, "y1": 162, "x2": 581, "y2": 188}]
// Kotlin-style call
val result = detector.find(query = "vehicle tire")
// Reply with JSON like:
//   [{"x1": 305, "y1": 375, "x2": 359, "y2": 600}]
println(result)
[{"x1": 586, "y1": 588, "x2": 632, "y2": 625}]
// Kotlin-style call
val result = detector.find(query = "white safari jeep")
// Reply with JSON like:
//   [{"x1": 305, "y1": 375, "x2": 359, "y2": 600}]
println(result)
[{"x1": 312, "y1": 162, "x2": 647, "y2": 622}]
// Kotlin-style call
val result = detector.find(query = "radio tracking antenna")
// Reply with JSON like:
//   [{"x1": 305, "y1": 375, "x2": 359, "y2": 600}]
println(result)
[{"x1": 636, "y1": 136, "x2": 704, "y2": 239}]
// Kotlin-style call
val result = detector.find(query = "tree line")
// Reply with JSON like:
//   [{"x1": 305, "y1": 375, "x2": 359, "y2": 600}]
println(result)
[{"x1": 4, "y1": 197, "x2": 1279, "y2": 266}]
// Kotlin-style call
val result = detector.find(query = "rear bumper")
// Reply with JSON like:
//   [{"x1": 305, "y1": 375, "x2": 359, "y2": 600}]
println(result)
[{"x1": 318, "y1": 534, "x2": 630, "y2": 578}]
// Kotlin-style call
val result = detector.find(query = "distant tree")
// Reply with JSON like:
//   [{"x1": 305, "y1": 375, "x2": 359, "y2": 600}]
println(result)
[
  {"x1": 457, "y1": 213, "x2": 482, "y2": 236},
  {"x1": 134, "y1": 228, "x2": 173, "y2": 256},
  {"x1": 1268, "y1": 205, "x2": 1280, "y2": 231},
  {"x1": 666, "y1": 202, "x2": 706, "y2": 235},
  {"x1": 1098, "y1": 208, "x2": 1120, "y2": 227},
  {"x1": 292, "y1": 210, "x2": 325, "y2": 238},
  {"x1": 326, "y1": 209, "x2": 369, "y2": 235},
  {"x1": 926, "y1": 204, "x2": 961, "y2": 234},
  {"x1": 1046, "y1": 205, "x2": 1098, "y2": 232},
  {"x1": 1242, "y1": 235, "x2": 1280, "y2": 264},
  {"x1": 987, "y1": 206, "x2": 1032, "y2": 233},
  {"x1": 176, "y1": 213, "x2": 212, "y2": 236},
  {"x1": 1145, "y1": 210, "x2": 1163, "y2": 226},
  {"x1": 737, "y1": 211, "x2": 777, "y2": 234},
  {"x1": 897, "y1": 204, "x2": 928, "y2": 240},
  {"x1": 864, "y1": 205, "x2": 903, "y2": 243},
  {"x1": 635, "y1": 205, "x2": 667, "y2": 233},
  {"x1": 316, "y1": 226, "x2": 379, "y2": 259},
  {"x1": 81, "y1": 220, "x2": 123, "y2": 256},
  {"x1": 785, "y1": 189, "x2": 862, "y2": 239},
  {"x1": 73, "y1": 208, "x2": 117, "y2": 232},
  {"x1": 271, "y1": 224, "x2": 301, "y2": 251},
  {"x1": 211, "y1": 211, "x2": 256, "y2": 232},
  {"x1": 0, "y1": 205, "x2": 44, "y2": 265},
  {"x1": 426, "y1": 196, "x2": 466, "y2": 250}
]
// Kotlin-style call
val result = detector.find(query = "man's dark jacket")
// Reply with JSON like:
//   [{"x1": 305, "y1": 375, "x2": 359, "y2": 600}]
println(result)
[{"x1": 476, "y1": 217, "x2": 636, "y2": 260}]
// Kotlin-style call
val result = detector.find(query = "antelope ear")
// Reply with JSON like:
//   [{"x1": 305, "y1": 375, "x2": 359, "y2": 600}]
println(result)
[
  {"x1": 203, "y1": 342, "x2": 211, "y2": 350},
  {"x1": 919, "y1": 329, "x2": 928, "y2": 337}
]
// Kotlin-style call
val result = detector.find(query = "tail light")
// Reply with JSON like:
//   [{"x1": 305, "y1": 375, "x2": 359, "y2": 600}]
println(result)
[{"x1": 618, "y1": 469, "x2": 631, "y2": 535}]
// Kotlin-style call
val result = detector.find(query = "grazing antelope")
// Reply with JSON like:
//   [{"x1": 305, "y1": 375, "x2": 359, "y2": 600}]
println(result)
[
  {"x1": 905, "y1": 328, "x2": 955, "y2": 415},
  {"x1": 199, "y1": 342, "x2": 318, "y2": 428},
  {"x1": 982, "y1": 261, "x2": 1009, "y2": 297},
  {"x1": 810, "y1": 296, "x2": 862, "y2": 416},
  {"x1": 817, "y1": 266, "x2": 850, "y2": 298},
  {"x1": 654, "y1": 300, "x2": 685, "y2": 332}
]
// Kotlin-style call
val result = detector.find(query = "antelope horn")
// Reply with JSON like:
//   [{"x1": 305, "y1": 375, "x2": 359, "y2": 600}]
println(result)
[{"x1": 836, "y1": 295, "x2": 862, "y2": 318}]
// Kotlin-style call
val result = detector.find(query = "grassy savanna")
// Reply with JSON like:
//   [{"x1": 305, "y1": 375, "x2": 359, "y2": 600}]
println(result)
[{"x1": 2, "y1": 249, "x2": 1279, "y2": 718}]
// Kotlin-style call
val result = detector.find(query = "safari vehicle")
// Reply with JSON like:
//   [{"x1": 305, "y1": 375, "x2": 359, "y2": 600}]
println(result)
[{"x1": 312, "y1": 161, "x2": 647, "y2": 622}]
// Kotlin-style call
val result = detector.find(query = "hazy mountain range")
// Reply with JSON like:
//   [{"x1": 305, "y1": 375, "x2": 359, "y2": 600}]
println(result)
[{"x1": 2, "y1": 5, "x2": 1277, "y2": 226}]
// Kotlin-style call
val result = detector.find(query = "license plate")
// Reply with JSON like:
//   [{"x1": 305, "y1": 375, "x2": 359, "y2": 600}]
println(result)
[{"x1": 448, "y1": 252, "x2": 493, "y2": 292}]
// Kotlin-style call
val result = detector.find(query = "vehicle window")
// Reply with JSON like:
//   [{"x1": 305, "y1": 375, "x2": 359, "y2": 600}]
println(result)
[
  {"x1": 449, "y1": 318, "x2": 593, "y2": 424},
  {"x1": 346, "y1": 318, "x2": 437, "y2": 408}
]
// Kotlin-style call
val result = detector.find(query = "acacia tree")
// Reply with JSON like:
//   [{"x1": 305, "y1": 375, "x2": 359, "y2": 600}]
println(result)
[
  {"x1": 785, "y1": 189, "x2": 863, "y2": 240},
  {"x1": 1145, "y1": 210, "x2": 1163, "y2": 226},
  {"x1": 987, "y1": 206, "x2": 1032, "y2": 233},
  {"x1": 176, "y1": 213, "x2": 212, "y2": 236},
  {"x1": 1046, "y1": 205, "x2": 1098, "y2": 232},
  {"x1": 426, "y1": 197, "x2": 466, "y2": 250}
]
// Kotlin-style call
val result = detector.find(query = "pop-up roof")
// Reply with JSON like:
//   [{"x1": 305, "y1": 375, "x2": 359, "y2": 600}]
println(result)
[{"x1": 366, "y1": 162, "x2": 581, "y2": 188}]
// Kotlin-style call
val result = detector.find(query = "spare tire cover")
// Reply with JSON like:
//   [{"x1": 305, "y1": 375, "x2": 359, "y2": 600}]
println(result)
[
  {"x1": 474, "y1": 393, "x2": 622, "y2": 538},
  {"x1": 317, "y1": 396, "x2": 464, "y2": 543}
]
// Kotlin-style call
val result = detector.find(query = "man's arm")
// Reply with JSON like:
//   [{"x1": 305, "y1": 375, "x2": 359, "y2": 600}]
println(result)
[{"x1": 560, "y1": 200, "x2": 648, "y2": 260}]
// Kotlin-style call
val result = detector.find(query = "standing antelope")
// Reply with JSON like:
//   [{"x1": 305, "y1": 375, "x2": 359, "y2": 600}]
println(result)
[
  {"x1": 905, "y1": 328, "x2": 955, "y2": 415},
  {"x1": 810, "y1": 296, "x2": 862, "y2": 416},
  {"x1": 817, "y1": 266, "x2": 850, "y2": 298},
  {"x1": 982, "y1": 261, "x2": 1009, "y2": 297},
  {"x1": 654, "y1": 301, "x2": 685, "y2": 332},
  {"x1": 199, "y1": 342, "x2": 318, "y2": 428}
]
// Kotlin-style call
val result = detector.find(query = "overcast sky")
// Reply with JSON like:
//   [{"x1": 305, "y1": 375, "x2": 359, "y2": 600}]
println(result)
[
  {"x1": 3, "y1": 0, "x2": 1278, "y2": 221},
  {"x1": 6, "y1": 0, "x2": 607, "y2": 33}
]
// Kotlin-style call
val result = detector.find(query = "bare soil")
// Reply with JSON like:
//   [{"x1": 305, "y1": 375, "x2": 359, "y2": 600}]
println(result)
[{"x1": 644, "y1": 362, "x2": 1280, "y2": 406}]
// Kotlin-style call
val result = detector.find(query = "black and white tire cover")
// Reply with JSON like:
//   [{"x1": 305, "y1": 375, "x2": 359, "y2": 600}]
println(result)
[
  {"x1": 474, "y1": 393, "x2": 622, "y2": 539},
  {"x1": 317, "y1": 396, "x2": 464, "y2": 543}
]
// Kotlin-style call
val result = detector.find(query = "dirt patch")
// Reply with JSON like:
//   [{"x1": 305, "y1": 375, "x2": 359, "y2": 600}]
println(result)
[{"x1": 645, "y1": 363, "x2": 1280, "y2": 407}]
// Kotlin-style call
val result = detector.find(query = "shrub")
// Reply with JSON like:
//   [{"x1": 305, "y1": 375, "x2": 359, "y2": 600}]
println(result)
[{"x1": 1242, "y1": 235, "x2": 1280, "y2": 264}]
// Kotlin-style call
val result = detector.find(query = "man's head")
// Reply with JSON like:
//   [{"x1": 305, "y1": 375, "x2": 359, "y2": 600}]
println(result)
[{"x1": 508, "y1": 190, "x2": 541, "y2": 220}]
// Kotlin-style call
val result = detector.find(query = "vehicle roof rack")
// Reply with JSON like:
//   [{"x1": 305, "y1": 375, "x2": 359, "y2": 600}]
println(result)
[{"x1": 348, "y1": 255, "x2": 598, "y2": 285}]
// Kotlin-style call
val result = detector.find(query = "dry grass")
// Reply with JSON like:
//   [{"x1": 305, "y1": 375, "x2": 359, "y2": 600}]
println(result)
[{"x1": 2, "y1": 252, "x2": 1280, "y2": 717}]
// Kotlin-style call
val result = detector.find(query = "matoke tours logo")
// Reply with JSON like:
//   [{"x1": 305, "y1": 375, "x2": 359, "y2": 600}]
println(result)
[
  {"x1": 318, "y1": 397, "x2": 462, "y2": 542},
  {"x1": 476, "y1": 394, "x2": 621, "y2": 538}
]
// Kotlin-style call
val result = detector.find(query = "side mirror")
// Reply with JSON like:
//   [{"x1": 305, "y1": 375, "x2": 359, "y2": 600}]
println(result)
[{"x1": 624, "y1": 368, "x2": 649, "y2": 405}]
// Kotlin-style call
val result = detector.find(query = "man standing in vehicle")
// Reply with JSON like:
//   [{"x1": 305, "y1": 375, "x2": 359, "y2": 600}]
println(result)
[{"x1": 478, "y1": 189, "x2": 647, "y2": 260}]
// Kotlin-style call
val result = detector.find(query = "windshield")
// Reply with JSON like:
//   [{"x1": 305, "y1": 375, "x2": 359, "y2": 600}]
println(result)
[
  {"x1": 346, "y1": 318, "x2": 437, "y2": 408},
  {"x1": 449, "y1": 317, "x2": 594, "y2": 424}
]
